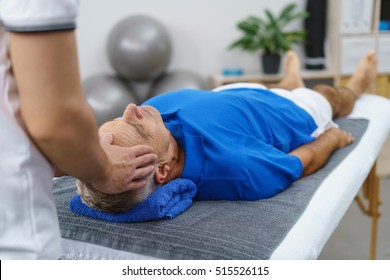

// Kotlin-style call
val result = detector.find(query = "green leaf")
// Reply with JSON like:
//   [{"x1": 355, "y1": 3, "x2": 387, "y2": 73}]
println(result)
[
  {"x1": 228, "y1": 37, "x2": 247, "y2": 50},
  {"x1": 237, "y1": 21, "x2": 258, "y2": 34},
  {"x1": 264, "y1": 9, "x2": 278, "y2": 28},
  {"x1": 284, "y1": 11, "x2": 309, "y2": 23},
  {"x1": 247, "y1": 16, "x2": 266, "y2": 28},
  {"x1": 278, "y1": 3, "x2": 297, "y2": 21}
]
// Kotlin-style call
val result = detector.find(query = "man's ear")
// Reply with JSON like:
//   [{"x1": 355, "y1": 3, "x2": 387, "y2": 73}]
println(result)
[{"x1": 155, "y1": 163, "x2": 171, "y2": 184}]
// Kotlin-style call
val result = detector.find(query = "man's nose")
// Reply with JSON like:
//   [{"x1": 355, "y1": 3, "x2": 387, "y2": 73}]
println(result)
[
  {"x1": 123, "y1": 103, "x2": 141, "y2": 121},
  {"x1": 123, "y1": 103, "x2": 137, "y2": 119}
]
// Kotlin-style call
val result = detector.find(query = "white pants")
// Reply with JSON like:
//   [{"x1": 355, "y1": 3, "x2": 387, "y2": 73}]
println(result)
[{"x1": 213, "y1": 83, "x2": 338, "y2": 138}]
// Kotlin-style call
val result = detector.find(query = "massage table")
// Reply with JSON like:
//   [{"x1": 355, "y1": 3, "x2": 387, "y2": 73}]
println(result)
[{"x1": 53, "y1": 93, "x2": 390, "y2": 260}]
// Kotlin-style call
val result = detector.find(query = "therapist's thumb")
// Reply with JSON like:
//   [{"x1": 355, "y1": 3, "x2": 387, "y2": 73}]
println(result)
[{"x1": 99, "y1": 133, "x2": 114, "y2": 146}]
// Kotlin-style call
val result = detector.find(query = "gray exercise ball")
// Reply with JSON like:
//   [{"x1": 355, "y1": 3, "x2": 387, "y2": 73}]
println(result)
[
  {"x1": 149, "y1": 70, "x2": 208, "y2": 97},
  {"x1": 129, "y1": 80, "x2": 153, "y2": 104},
  {"x1": 83, "y1": 74, "x2": 138, "y2": 125},
  {"x1": 107, "y1": 15, "x2": 172, "y2": 81}
]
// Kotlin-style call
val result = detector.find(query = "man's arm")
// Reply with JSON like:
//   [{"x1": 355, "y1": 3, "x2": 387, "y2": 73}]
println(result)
[
  {"x1": 9, "y1": 30, "x2": 156, "y2": 193},
  {"x1": 289, "y1": 128, "x2": 355, "y2": 177}
]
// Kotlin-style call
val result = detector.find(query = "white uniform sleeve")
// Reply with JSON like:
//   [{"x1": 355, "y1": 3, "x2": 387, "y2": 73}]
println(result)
[{"x1": 0, "y1": 0, "x2": 79, "y2": 32}]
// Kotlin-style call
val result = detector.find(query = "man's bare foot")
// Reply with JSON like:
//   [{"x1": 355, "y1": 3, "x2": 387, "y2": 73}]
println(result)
[
  {"x1": 346, "y1": 51, "x2": 378, "y2": 96},
  {"x1": 274, "y1": 51, "x2": 305, "y2": 90}
]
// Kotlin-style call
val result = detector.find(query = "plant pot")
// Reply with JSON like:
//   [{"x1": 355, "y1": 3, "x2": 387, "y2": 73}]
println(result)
[{"x1": 261, "y1": 54, "x2": 281, "y2": 74}]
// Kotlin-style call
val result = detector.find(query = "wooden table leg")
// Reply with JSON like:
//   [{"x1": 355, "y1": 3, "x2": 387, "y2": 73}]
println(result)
[{"x1": 354, "y1": 161, "x2": 381, "y2": 259}]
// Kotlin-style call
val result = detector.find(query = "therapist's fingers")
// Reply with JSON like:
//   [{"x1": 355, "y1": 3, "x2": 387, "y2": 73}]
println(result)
[
  {"x1": 100, "y1": 133, "x2": 155, "y2": 159},
  {"x1": 129, "y1": 144, "x2": 156, "y2": 158},
  {"x1": 131, "y1": 148, "x2": 158, "y2": 166},
  {"x1": 126, "y1": 178, "x2": 151, "y2": 190},
  {"x1": 131, "y1": 164, "x2": 157, "y2": 181},
  {"x1": 125, "y1": 145, "x2": 158, "y2": 180}
]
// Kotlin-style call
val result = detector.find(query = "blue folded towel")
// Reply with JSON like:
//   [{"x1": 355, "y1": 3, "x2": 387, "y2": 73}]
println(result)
[{"x1": 69, "y1": 178, "x2": 197, "y2": 223}]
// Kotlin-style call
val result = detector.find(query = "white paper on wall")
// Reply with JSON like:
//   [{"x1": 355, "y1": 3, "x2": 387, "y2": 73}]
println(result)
[{"x1": 341, "y1": 0, "x2": 374, "y2": 34}]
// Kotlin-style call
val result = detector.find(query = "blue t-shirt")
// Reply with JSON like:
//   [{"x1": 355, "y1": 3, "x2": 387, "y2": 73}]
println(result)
[{"x1": 144, "y1": 88, "x2": 318, "y2": 200}]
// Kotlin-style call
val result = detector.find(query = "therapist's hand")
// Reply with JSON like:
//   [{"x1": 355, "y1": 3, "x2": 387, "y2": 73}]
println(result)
[{"x1": 92, "y1": 133, "x2": 158, "y2": 194}]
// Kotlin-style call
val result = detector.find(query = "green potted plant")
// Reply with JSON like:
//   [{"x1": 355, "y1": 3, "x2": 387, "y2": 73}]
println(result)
[{"x1": 229, "y1": 3, "x2": 309, "y2": 74}]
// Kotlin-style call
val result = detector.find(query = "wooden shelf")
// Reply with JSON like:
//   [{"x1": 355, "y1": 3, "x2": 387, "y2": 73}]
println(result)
[{"x1": 210, "y1": 69, "x2": 336, "y2": 88}]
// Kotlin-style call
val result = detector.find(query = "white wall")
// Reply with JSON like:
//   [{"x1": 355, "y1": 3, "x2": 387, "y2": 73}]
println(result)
[{"x1": 76, "y1": 0, "x2": 306, "y2": 82}]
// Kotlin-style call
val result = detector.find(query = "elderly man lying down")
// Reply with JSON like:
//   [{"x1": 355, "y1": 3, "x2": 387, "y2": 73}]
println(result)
[{"x1": 77, "y1": 51, "x2": 377, "y2": 213}]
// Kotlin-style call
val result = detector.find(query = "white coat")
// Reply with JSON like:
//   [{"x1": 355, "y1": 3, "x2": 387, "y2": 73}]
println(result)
[{"x1": 0, "y1": 0, "x2": 79, "y2": 259}]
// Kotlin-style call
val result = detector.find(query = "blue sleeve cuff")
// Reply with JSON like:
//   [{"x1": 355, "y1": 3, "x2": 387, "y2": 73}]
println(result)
[{"x1": 290, "y1": 154, "x2": 303, "y2": 180}]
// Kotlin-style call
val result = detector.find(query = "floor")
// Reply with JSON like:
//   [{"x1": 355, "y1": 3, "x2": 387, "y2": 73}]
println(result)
[{"x1": 318, "y1": 177, "x2": 390, "y2": 260}]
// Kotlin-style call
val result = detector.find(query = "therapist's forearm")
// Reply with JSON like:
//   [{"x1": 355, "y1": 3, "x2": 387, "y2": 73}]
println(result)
[
  {"x1": 289, "y1": 128, "x2": 354, "y2": 177},
  {"x1": 9, "y1": 31, "x2": 109, "y2": 183},
  {"x1": 31, "y1": 101, "x2": 109, "y2": 184}
]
